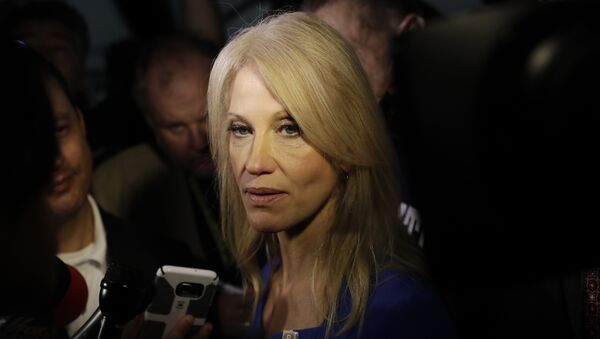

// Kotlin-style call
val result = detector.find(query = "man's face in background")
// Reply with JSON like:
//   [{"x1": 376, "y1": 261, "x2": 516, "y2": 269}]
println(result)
[{"x1": 146, "y1": 52, "x2": 213, "y2": 177}]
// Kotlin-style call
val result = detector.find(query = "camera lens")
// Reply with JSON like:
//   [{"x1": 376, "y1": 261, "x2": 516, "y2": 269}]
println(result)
[{"x1": 176, "y1": 282, "x2": 204, "y2": 298}]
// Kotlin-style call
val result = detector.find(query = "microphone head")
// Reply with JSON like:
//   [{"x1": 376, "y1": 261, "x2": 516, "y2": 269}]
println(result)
[
  {"x1": 99, "y1": 262, "x2": 154, "y2": 324},
  {"x1": 53, "y1": 258, "x2": 88, "y2": 327}
]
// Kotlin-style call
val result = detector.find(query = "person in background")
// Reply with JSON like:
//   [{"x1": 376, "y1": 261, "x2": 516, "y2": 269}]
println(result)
[
  {"x1": 93, "y1": 34, "x2": 219, "y2": 274},
  {"x1": 1, "y1": 0, "x2": 128, "y2": 163},
  {"x1": 11, "y1": 34, "x2": 192, "y2": 336},
  {"x1": 5, "y1": 0, "x2": 89, "y2": 109},
  {"x1": 207, "y1": 12, "x2": 455, "y2": 338},
  {"x1": 303, "y1": 0, "x2": 437, "y2": 245},
  {"x1": 0, "y1": 36, "x2": 207, "y2": 339},
  {"x1": 93, "y1": 34, "x2": 250, "y2": 339},
  {"x1": 303, "y1": 0, "x2": 427, "y2": 102},
  {"x1": 88, "y1": 0, "x2": 227, "y2": 164},
  {"x1": 0, "y1": 38, "x2": 62, "y2": 337}
]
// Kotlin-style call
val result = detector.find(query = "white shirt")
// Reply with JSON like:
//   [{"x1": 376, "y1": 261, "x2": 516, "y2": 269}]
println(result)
[{"x1": 57, "y1": 195, "x2": 108, "y2": 336}]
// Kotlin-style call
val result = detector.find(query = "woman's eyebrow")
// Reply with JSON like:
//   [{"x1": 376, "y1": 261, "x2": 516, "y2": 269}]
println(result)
[{"x1": 226, "y1": 112, "x2": 247, "y2": 122}]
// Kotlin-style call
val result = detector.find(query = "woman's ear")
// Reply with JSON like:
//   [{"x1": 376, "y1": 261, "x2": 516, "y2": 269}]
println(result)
[
  {"x1": 396, "y1": 14, "x2": 426, "y2": 34},
  {"x1": 339, "y1": 164, "x2": 351, "y2": 182}
]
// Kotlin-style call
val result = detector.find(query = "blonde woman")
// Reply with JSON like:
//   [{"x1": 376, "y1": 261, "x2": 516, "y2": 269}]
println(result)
[{"x1": 207, "y1": 12, "x2": 454, "y2": 339}]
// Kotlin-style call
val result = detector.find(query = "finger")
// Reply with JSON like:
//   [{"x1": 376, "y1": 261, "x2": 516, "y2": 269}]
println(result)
[
  {"x1": 121, "y1": 314, "x2": 144, "y2": 339},
  {"x1": 165, "y1": 315, "x2": 194, "y2": 339},
  {"x1": 191, "y1": 322, "x2": 213, "y2": 339}
]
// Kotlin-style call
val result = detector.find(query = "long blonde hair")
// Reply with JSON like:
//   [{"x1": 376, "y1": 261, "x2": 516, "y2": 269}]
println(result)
[{"x1": 207, "y1": 12, "x2": 422, "y2": 336}]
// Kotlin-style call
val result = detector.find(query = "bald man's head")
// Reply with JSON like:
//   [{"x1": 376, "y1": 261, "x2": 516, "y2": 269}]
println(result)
[
  {"x1": 135, "y1": 35, "x2": 217, "y2": 176},
  {"x1": 305, "y1": 0, "x2": 425, "y2": 100}
]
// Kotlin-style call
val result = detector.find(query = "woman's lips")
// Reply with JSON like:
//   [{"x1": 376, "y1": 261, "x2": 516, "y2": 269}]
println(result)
[{"x1": 245, "y1": 187, "x2": 287, "y2": 206}]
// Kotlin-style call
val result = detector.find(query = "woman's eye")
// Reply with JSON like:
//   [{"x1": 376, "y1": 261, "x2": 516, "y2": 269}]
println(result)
[
  {"x1": 229, "y1": 122, "x2": 251, "y2": 136},
  {"x1": 279, "y1": 123, "x2": 301, "y2": 136}
]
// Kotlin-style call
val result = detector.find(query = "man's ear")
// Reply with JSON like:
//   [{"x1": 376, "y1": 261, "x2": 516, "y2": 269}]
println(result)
[
  {"x1": 75, "y1": 107, "x2": 87, "y2": 137},
  {"x1": 396, "y1": 14, "x2": 426, "y2": 34}
]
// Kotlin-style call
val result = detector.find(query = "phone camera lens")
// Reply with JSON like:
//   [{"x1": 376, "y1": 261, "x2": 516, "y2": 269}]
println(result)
[{"x1": 176, "y1": 282, "x2": 205, "y2": 298}]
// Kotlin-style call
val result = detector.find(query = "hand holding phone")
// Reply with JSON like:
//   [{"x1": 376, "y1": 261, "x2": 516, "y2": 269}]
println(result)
[{"x1": 139, "y1": 266, "x2": 219, "y2": 339}]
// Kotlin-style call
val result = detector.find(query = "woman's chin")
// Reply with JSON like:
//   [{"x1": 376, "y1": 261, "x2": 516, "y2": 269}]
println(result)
[{"x1": 248, "y1": 215, "x2": 284, "y2": 234}]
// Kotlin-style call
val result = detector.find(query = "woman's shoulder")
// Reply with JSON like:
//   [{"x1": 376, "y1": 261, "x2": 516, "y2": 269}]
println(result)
[
  {"x1": 371, "y1": 269, "x2": 436, "y2": 305},
  {"x1": 361, "y1": 269, "x2": 456, "y2": 338}
]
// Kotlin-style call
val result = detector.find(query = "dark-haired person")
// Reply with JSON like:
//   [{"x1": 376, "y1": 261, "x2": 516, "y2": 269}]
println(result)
[
  {"x1": 0, "y1": 37, "x2": 204, "y2": 338},
  {"x1": 0, "y1": 38, "x2": 62, "y2": 337},
  {"x1": 2, "y1": 37, "x2": 193, "y2": 336},
  {"x1": 2, "y1": 0, "x2": 144, "y2": 165},
  {"x1": 5, "y1": 1, "x2": 89, "y2": 108},
  {"x1": 38, "y1": 47, "x2": 195, "y2": 336}
]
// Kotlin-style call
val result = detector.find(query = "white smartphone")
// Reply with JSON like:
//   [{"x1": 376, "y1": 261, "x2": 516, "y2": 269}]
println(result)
[{"x1": 138, "y1": 265, "x2": 219, "y2": 339}]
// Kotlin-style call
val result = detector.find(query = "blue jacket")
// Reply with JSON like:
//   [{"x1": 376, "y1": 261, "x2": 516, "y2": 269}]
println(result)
[{"x1": 245, "y1": 264, "x2": 456, "y2": 339}]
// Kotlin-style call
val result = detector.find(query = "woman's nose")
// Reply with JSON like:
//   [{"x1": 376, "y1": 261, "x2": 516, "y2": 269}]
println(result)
[{"x1": 244, "y1": 134, "x2": 276, "y2": 175}]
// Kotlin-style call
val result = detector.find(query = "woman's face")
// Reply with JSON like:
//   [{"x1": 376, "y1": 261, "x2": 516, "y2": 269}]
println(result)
[{"x1": 227, "y1": 66, "x2": 338, "y2": 234}]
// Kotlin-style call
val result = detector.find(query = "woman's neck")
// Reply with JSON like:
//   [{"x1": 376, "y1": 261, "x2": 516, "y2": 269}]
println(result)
[
  {"x1": 263, "y1": 198, "x2": 338, "y2": 336},
  {"x1": 277, "y1": 237, "x2": 318, "y2": 288},
  {"x1": 266, "y1": 230, "x2": 326, "y2": 336},
  {"x1": 276, "y1": 196, "x2": 336, "y2": 288}
]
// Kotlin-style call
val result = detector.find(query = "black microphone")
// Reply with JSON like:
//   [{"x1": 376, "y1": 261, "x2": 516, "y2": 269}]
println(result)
[{"x1": 71, "y1": 262, "x2": 154, "y2": 339}]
